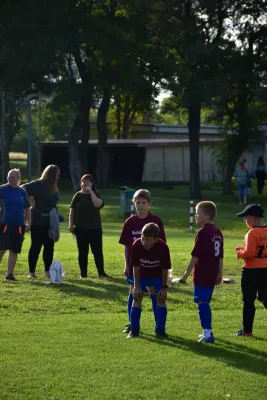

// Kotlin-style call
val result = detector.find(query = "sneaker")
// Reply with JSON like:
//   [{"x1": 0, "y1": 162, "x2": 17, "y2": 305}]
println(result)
[
  {"x1": 198, "y1": 333, "x2": 215, "y2": 343},
  {"x1": 28, "y1": 273, "x2": 37, "y2": 279},
  {"x1": 156, "y1": 331, "x2": 168, "y2": 339},
  {"x1": 127, "y1": 330, "x2": 139, "y2": 338},
  {"x1": 235, "y1": 329, "x2": 252, "y2": 337},
  {"x1": 45, "y1": 271, "x2": 50, "y2": 277},
  {"x1": 123, "y1": 324, "x2": 131, "y2": 333},
  {"x1": 99, "y1": 272, "x2": 110, "y2": 278},
  {"x1": 5, "y1": 274, "x2": 16, "y2": 281}
]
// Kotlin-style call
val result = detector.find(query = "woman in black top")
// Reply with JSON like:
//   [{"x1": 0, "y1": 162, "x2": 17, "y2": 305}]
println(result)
[
  {"x1": 69, "y1": 174, "x2": 109, "y2": 278},
  {"x1": 23, "y1": 165, "x2": 60, "y2": 278}
]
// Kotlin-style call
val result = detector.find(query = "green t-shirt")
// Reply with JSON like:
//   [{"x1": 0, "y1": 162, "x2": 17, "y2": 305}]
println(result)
[{"x1": 70, "y1": 191, "x2": 104, "y2": 230}]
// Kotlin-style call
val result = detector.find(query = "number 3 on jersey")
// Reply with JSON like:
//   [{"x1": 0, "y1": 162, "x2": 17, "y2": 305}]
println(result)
[{"x1": 214, "y1": 240, "x2": 221, "y2": 257}]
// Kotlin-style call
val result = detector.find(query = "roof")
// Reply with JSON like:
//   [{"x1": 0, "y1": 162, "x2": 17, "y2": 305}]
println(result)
[{"x1": 41, "y1": 138, "x2": 223, "y2": 148}]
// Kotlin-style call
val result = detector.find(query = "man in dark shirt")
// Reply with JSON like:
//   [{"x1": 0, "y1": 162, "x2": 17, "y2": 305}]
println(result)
[
  {"x1": 179, "y1": 201, "x2": 224, "y2": 344},
  {"x1": 128, "y1": 222, "x2": 171, "y2": 339}
]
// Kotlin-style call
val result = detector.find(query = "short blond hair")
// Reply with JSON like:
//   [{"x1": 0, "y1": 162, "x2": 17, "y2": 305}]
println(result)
[
  {"x1": 196, "y1": 201, "x2": 217, "y2": 220},
  {"x1": 133, "y1": 189, "x2": 151, "y2": 203}
]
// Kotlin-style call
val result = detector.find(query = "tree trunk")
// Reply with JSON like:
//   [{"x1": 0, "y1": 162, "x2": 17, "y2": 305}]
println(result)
[
  {"x1": 68, "y1": 92, "x2": 92, "y2": 191},
  {"x1": 96, "y1": 88, "x2": 111, "y2": 188},
  {"x1": 188, "y1": 100, "x2": 201, "y2": 199}
]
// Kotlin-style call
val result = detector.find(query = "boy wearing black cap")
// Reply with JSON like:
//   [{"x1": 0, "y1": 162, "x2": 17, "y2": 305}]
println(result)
[{"x1": 235, "y1": 204, "x2": 267, "y2": 336}]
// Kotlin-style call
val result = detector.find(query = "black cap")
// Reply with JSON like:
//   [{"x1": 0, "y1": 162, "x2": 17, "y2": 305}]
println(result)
[{"x1": 236, "y1": 204, "x2": 265, "y2": 218}]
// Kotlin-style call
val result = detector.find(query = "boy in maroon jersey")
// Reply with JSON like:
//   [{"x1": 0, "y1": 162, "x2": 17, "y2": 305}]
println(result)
[
  {"x1": 128, "y1": 222, "x2": 171, "y2": 338},
  {"x1": 179, "y1": 201, "x2": 224, "y2": 343},
  {"x1": 119, "y1": 189, "x2": 166, "y2": 333}
]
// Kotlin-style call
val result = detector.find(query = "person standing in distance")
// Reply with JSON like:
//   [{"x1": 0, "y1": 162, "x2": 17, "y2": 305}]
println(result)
[
  {"x1": 22, "y1": 165, "x2": 60, "y2": 278},
  {"x1": 69, "y1": 174, "x2": 109, "y2": 278},
  {"x1": 0, "y1": 169, "x2": 31, "y2": 280}
]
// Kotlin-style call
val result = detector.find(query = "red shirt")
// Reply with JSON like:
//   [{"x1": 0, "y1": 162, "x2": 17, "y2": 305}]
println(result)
[
  {"x1": 119, "y1": 213, "x2": 166, "y2": 246},
  {"x1": 130, "y1": 238, "x2": 171, "y2": 278},
  {"x1": 191, "y1": 223, "x2": 224, "y2": 287}
]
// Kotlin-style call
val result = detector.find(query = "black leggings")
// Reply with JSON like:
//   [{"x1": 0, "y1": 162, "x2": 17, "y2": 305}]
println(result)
[
  {"x1": 74, "y1": 228, "x2": 104, "y2": 277},
  {"x1": 28, "y1": 225, "x2": 54, "y2": 273},
  {"x1": 241, "y1": 268, "x2": 267, "y2": 333}
]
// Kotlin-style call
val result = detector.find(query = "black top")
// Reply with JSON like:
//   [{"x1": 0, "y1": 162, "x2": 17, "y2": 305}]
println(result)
[{"x1": 23, "y1": 180, "x2": 59, "y2": 226}]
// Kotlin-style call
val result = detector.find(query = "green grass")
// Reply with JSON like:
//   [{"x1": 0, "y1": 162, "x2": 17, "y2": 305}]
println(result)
[{"x1": 1, "y1": 183, "x2": 267, "y2": 400}]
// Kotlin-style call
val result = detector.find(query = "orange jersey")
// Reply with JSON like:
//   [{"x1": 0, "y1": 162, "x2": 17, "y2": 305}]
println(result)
[{"x1": 237, "y1": 226, "x2": 267, "y2": 268}]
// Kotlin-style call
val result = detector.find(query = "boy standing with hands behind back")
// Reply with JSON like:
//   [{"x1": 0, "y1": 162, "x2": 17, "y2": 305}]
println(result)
[
  {"x1": 235, "y1": 204, "x2": 267, "y2": 336},
  {"x1": 179, "y1": 201, "x2": 224, "y2": 344}
]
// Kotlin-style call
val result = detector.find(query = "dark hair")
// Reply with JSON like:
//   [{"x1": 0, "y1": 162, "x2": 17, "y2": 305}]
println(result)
[
  {"x1": 257, "y1": 156, "x2": 265, "y2": 166},
  {"x1": 80, "y1": 174, "x2": 96, "y2": 191},
  {"x1": 40, "y1": 165, "x2": 59, "y2": 193},
  {"x1": 142, "y1": 223, "x2": 160, "y2": 238}
]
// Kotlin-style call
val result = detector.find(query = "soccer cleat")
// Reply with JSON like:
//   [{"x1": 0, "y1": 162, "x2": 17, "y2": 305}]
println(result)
[
  {"x1": 5, "y1": 274, "x2": 16, "y2": 281},
  {"x1": 235, "y1": 329, "x2": 252, "y2": 337},
  {"x1": 156, "y1": 331, "x2": 168, "y2": 339},
  {"x1": 28, "y1": 273, "x2": 37, "y2": 279},
  {"x1": 198, "y1": 333, "x2": 215, "y2": 343},
  {"x1": 127, "y1": 330, "x2": 139, "y2": 338},
  {"x1": 123, "y1": 324, "x2": 131, "y2": 333}
]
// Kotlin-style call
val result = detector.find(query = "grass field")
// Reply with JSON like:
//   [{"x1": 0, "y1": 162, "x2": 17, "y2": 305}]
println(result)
[{"x1": 1, "y1": 182, "x2": 267, "y2": 400}]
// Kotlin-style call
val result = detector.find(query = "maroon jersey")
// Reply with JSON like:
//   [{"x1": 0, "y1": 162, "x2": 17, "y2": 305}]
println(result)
[
  {"x1": 130, "y1": 238, "x2": 171, "y2": 278},
  {"x1": 191, "y1": 223, "x2": 224, "y2": 287},
  {"x1": 119, "y1": 213, "x2": 166, "y2": 246}
]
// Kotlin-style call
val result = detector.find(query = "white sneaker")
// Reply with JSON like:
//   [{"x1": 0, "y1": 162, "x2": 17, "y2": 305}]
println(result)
[
  {"x1": 198, "y1": 333, "x2": 215, "y2": 343},
  {"x1": 28, "y1": 273, "x2": 37, "y2": 279}
]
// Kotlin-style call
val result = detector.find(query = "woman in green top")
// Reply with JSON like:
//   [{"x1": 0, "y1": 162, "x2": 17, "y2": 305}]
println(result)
[{"x1": 69, "y1": 174, "x2": 109, "y2": 278}]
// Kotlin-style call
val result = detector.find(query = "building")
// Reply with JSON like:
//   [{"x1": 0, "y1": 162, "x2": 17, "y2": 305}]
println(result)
[{"x1": 41, "y1": 124, "x2": 267, "y2": 183}]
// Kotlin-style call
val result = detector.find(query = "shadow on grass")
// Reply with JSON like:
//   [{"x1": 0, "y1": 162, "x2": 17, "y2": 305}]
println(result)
[{"x1": 140, "y1": 333, "x2": 267, "y2": 376}]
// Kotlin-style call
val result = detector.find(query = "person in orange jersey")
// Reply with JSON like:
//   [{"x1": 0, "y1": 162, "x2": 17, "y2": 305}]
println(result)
[{"x1": 235, "y1": 204, "x2": 267, "y2": 336}]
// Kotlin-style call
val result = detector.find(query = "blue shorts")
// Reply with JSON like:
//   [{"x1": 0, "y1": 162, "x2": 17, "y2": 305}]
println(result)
[
  {"x1": 194, "y1": 286, "x2": 214, "y2": 303},
  {"x1": 126, "y1": 275, "x2": 134, "y2": 285},
  {"x1": 140, "y1": 277, "x2": 162, "y2": 293}
]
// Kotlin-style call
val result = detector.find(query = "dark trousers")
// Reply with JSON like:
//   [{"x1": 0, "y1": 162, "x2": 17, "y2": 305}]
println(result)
[
  {"x1": 257, "y1": 177, "x2": 265, "y2": 194},
  {"x1": 74, "y1": 228, "x2": 105, "y2": 277},
  {"x1": 241, "y1": 268, "x2": 267, "y2": 333},
  {"x1": 28, "y1": 225, "x2": 54, "y2": 273}
]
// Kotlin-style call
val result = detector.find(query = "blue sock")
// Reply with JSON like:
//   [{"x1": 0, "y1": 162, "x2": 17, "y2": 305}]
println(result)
[
  {"x1": 130, "y1": 307, "x2": 142, "y2": 332},
  {"x1": 156, "y1": 306, "x2": 167, "y2": 333},
  {"x1": 198, "y1": 303, "x2": 212, "y2": 330},
  {"x1": 150, "y1": 295, "x2": 157, "y2": 324},
  {"x1": 127, "y1": 293, "x2": 133, "y2": 323}
]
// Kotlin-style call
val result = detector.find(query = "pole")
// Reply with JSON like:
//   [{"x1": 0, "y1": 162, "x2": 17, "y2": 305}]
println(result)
[
  {"x1": 189, "y1": 200, "x2": 194, "y2": 231},
  {"x1": 1, "y1": 91, "x2": 5, "y2": 184},
  {"x1": 27, "y1": 98, "x2": 32, "y2": 182}
]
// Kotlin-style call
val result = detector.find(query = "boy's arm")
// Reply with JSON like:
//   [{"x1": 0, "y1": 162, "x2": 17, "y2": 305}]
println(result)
[
  {"x1": 216, "y1": 258, "x2": 223, "y2": 285},
  {"x1": 179, "y1": 256, "x2": 198, "y2": 284},
  {"x1": 132, "y1": 266, "x2": 142, "y2": 299},
  {"x1": 236, "y1": 232, "x2": 257, "y2": 259},
  {"x1": 123, "y1": 245, "x2": 131, "y2": 276}
]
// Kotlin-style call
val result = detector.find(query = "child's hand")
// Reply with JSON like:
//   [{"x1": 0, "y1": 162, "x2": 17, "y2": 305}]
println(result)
[
  {"x1": 123, "y1": 266, "x2": 129, "y2": 277},
  {"x1": 215, "y1": 274, "x2": 222, "y2": 285},
  {"x1": 235, "y1": 246, "x2": 244, "y2": 251}
]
